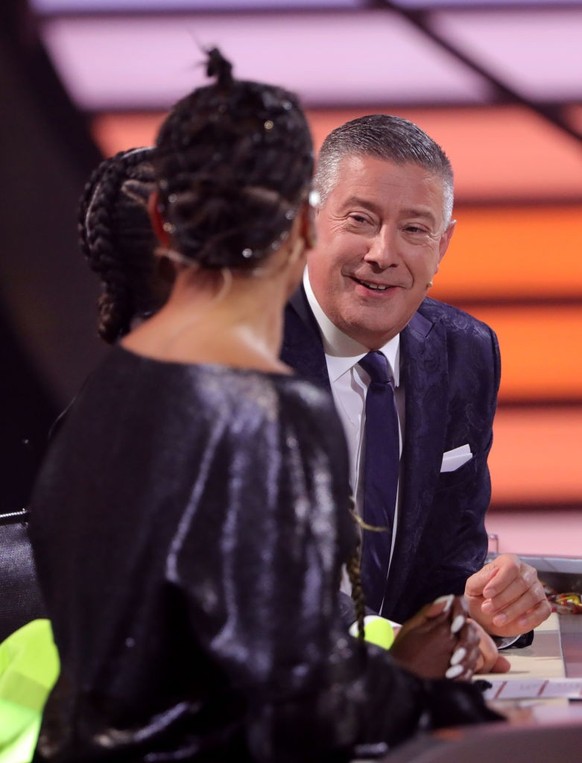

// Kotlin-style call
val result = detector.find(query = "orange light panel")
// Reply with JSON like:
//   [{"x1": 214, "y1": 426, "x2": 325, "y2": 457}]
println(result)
[
  {"x1": 466, "y1": 306, "x2": 582, "y2": 401},
  {"x1": 432, "y1": 206, "x2": 582, "y2": 300},
  {"x1": 92, "y1": 113, "x2": 165, "y2": 156},
  {"x1": 490, "y1": 408, "x2": 582, "y2": 504}
]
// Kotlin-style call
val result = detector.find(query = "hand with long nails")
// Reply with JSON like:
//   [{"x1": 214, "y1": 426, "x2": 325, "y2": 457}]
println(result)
[
  {"x1": 389, "y1": 595, "x2": 480, "y2": 681},
  {"x1": 465, "y1": 553, "x2": 551, "y2": 638}
]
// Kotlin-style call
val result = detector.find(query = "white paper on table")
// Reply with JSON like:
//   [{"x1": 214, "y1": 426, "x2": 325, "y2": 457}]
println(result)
[{"x1": 482, "y1": 678, "x2": 582, "y2": 701}]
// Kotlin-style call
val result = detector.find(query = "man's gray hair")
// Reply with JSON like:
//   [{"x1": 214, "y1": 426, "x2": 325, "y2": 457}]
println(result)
[{"x1": 314, "y1": 114, "x2": 454, "y2": 227}]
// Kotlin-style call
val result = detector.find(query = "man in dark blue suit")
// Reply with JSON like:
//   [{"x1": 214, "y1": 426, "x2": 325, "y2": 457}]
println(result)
[{"x1": 281, "y1": 115, "x2": 550, "y2": 640}]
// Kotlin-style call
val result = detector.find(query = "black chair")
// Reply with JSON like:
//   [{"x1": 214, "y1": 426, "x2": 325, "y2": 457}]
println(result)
[{"x1": 0, "y1": 508, "x2": 46, "y2": 642}]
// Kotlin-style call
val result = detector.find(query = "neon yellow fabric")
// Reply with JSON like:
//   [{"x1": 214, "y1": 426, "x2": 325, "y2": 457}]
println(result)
[{"x1": 0, "y1": 620, "x2": 59, "y2": 763}]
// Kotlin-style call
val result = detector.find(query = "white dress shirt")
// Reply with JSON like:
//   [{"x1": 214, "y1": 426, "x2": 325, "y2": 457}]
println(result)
[{"x1": 303, "y1": 270, "x2": 405, "y2": 597}]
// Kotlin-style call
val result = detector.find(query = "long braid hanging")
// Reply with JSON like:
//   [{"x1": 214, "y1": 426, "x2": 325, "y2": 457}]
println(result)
[
  {"x1": 79, "y1": 148, "x2": 153, "y2": 343},
  {"x1": 93, "y1": 168, "x2": 133, "y2": 342},
  {"x1": 347, "y1": 495, "x2": 367, "y2": 641}
]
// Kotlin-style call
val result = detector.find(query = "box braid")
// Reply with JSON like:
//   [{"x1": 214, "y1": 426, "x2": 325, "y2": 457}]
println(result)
[
  {"x1": 78, "y1": 147, "x2": 162, "y2": 343},
  {"x1": 347, "y1": 496, "x2": 367, "y2": 641},
  {"x1": 153, "y1": 48, "x2": 314, "y2": 272}
]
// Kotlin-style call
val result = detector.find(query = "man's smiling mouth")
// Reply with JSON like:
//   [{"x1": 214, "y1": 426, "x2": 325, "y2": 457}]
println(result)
[{"x1": 353, "y1": 277, "x2": 391, "y2": 292}]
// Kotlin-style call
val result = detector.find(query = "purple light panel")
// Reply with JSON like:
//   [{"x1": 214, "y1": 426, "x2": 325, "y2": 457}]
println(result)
[
  {"x1": 31, "y1": 0, "x2": 362, "y2": 13},
  {"x1": 433, "y1": 8, "x2": 582, "y2": 100},
  {"x1": 40, "y1": 11, "x2": 492, "y2": 111}
]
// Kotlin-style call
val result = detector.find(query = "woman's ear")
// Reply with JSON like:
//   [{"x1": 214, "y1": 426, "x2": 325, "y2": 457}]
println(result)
[{"x1": 147, "y1": 191, "x2": 170, "y2": 247}]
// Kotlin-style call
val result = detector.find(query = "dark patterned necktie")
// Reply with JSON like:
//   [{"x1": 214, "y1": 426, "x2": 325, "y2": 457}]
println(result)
[{"x1": 358, "y1": 350, "x2": 399, "y2": 612}]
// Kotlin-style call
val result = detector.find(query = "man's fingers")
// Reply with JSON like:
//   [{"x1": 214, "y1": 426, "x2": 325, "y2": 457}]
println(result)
[
  {"x1": 481, "y1": 576, "x2": 532, "y2": 616},
  {"x1": 487, "y1": 598, "x2": 551, "y2": 638},
  {"x1": 515, "y1": 598, "x2": 553, "y2": 632},
  {"x1": 480, "y1": 562, "x2": 544, "y2": 620},
  {"x1": 467, "y1": 556, "x2": 551, "y2": 638},
  {"x1": 486, "y1": 579, "x2": 548, "y2": 628},
  {"x1": 465, "y1": 562, "x2": 499, "y2": 597},
  {"x1": 480, "y1": 554, "x2": 522, "y2": 598},
  {"x1": 466, "y1": 554, "x2": 522, "y2": 599},
  {"x1": 483, "y1": 560, "x2": 538, "y2": 601}
]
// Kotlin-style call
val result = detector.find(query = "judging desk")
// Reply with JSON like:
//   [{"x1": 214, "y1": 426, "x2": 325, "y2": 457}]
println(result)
[{"x1": 379, "y1": 613, "x2": 582, "y2": 762}]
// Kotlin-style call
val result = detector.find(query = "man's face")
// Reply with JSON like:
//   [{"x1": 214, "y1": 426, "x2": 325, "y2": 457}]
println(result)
[{"x1": 307, "y1": 154, "x2": 455, "y2": 348}]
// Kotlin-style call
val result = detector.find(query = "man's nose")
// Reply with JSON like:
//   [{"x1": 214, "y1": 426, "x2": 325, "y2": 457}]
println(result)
[{"x1": 363, "y1": 227, "x2": 399, "y2": 269}]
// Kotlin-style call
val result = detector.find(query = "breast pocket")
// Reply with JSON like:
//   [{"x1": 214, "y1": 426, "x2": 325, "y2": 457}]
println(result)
[{"x1": 437, "y1": 455, "x2": 478, "y2": 491}]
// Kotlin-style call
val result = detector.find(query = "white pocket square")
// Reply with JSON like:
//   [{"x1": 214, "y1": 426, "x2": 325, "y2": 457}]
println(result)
[{"x1": 440, "y1": 444, "x2": 473, "y2": 473}]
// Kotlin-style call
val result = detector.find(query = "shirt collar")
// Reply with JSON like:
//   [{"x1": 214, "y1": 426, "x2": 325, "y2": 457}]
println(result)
[{"x1": 303, "y1": 269, "x2": 400, "y2": 386}]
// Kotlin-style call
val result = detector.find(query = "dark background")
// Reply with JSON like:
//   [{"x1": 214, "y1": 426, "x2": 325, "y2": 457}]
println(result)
[{"x1": 0, "y1": 1, "x2": 105, "y2": 508}]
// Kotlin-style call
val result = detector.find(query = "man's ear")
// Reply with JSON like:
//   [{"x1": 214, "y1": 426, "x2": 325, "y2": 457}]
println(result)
[
  {"x1": 300, "y1": 200, "x2": 317, "y2": 250},
  {"x1": 438, "y1": 219, "x2": 456, "y2": 264},
  {"x1": 148, "y1": 190, "x2": 170, "y2": 247}
]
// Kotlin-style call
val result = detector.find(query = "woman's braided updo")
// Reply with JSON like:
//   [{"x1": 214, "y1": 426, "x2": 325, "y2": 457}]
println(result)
[
  {"x1": 153, "y1": 48, "x2": 314, "y2": 271},
  {"x1": 79, "y1": 147, "x2": 165, "y2": 344}
]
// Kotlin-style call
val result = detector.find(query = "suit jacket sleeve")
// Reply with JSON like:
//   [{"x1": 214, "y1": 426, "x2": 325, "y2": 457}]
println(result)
[
  {"x1": 387, "y1": 302, "x2": 501, "y2": 622},
  {"x1": 436, "y1": 317, "x2": 500, "y2": 594}
]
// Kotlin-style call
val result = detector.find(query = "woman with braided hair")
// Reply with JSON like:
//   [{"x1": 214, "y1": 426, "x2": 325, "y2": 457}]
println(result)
[
  {"x1": 78, "y1": 146, "x2": 172, "y2": 343},
  {"x1": 30, "y1": 49, "x2": 501, "y2": 762}
]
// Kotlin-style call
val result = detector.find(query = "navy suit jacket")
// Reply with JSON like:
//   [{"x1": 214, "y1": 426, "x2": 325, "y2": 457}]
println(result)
[{"x1": 281, "y1": 287, "x2": 501, "y2": 623}]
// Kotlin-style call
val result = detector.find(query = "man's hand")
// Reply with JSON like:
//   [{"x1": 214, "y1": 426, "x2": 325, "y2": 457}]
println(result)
[{"x1": 464, "y1": 553, "x2": 551, "y2": 637}]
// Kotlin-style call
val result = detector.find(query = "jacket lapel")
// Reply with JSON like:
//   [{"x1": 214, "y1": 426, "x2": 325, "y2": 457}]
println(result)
[
  {"x1": 283, "y1": 292, "x2": 451, "y2": 619},
  {"x1": 281, "y1": 287, "x2": 332, "y2": 392},
  {"x1": 381, "y1": 306, "x2": 449, "y2": 616}
]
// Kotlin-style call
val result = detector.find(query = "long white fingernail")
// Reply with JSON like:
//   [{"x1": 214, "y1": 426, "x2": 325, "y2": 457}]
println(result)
[
  {"x1": 446, "y1": 664, "x2": 464, "y2": 679},
  {"x1": 433, "y1": 594, "x2": 454, "y2": 613},
  {"x1": 450, "y1": 647, "x2": 467, "y2": 666},
  {"x1": 450, "y1": 614, "x2": 465, "y2": 634}
]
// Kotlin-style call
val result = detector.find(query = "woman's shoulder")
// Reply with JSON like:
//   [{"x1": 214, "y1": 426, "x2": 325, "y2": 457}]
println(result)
[
  {"x1": 273, "y1": 375, "x2": 347, "y2": 454},
  {"x1": 77, "y1": 347, "x2": 340, "y2": 436},
  {"x1": 281, "y1": 375, "x2": 334, "y2": 408}
]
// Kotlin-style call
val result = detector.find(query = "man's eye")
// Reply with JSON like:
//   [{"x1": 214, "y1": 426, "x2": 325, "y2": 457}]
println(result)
[
  {"x1": 348, "y1": 214, "x2": 370, "y2": 224},
  {"x1": 403, "y1": 226, "x2": 436, "y2": 241}
]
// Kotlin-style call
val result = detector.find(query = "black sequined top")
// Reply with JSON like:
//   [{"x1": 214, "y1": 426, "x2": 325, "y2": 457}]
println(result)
[{"x1": 30, "y1": 347, "x2": 498, "y2": 762}]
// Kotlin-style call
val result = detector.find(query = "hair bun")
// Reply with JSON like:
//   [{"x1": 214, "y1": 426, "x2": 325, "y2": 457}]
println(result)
[
  {"x1": 205, "y1": 47, "x2": 234, "y2": 88},
  {"x1": 154, "y1": 50, "x2": 313, "y2": 271}
]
